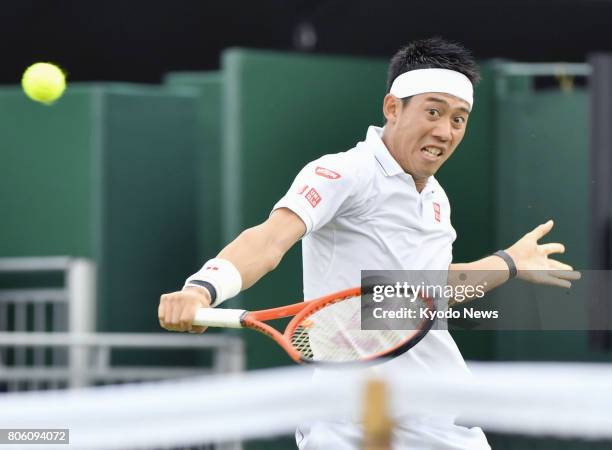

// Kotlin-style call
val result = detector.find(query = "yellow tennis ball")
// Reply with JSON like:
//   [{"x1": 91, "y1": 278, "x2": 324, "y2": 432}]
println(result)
[{"x1": 21, "y1": 62, "x2": 66, "y2": 104}]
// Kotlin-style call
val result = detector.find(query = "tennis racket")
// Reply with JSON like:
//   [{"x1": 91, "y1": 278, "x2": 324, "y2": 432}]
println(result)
[{"x1": 192, "y1": 287, "x2": 435, "y2": 364}]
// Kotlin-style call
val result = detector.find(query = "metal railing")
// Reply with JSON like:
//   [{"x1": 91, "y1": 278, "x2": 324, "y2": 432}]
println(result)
[
  {"x1": 495, "y1": 62, "x2": 592, "y2": 77},
  {"x1": 0, "y1": 257, "x2": 244, "y2": 450},
  {"x1": 0, "y1": 332, "x2": 244, "y2": 388},
  {"x1": 0, "y1": 257, "x2": 96, "y2": 389}
]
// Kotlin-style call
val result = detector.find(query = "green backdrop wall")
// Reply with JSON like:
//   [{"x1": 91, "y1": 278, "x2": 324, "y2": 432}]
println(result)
[
  {"x1": 0, "y1": 84, "x2": 200, "y2": 335},
  {"x1": 164, "y1": 72, "x2": 224, "y2": 264}
]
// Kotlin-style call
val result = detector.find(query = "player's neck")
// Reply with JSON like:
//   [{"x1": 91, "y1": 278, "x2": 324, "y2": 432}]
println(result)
[
  {"x1": 381, "y1": 131, "x2": 428, "y2": 193},
  {"x1": 413, "y1": 178, "x2": 428, "y2": 193}
]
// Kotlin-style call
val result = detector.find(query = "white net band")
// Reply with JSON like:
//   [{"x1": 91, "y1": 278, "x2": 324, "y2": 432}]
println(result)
[{"x1": 0, "y1": 362, "x2": 611, "y2": 449}]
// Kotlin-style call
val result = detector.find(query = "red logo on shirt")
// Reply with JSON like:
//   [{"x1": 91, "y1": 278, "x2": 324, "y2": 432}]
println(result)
[
  {"x1": 315, "y1": 166, "x2": 341, "y2": 180},
  {"x1": 305, "y1": 188, "x2": 322, "y2": 208},
  {"x1": 296, "y1": 184, "x2": 309, "y2": 195},
  {"x1": 433, "y1": 202, "x2": 441, "y2": 222}
]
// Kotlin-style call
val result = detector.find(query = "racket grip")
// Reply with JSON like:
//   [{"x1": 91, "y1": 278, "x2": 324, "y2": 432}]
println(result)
[{"x1": 192, "y1": 308, "x2": 246, "y2": 328}]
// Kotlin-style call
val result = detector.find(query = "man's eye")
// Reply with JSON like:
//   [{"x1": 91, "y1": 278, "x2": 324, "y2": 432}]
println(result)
[
  {"x1": 454, "y1": 116, "x2": 466, "y2": 124},
  {"x1": 428, "y1": 109, "x2": 440, "y2": 117}
]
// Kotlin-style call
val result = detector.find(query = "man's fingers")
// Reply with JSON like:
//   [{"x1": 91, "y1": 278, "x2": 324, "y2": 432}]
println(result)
[
  {"x1": 539, "y1": 269, "x2": 580, "y2": 288},
  {"x1": 540, "y1": 243, "x2": 564, "y2": 255},
  {"x1": 189, "y1": 326, "x2": 208, "y2": 334},
  {"x1": 535, "y1": 271, "x2": 571, "y2": 288},
  {"x1": 179, "y1": 303, "x2": 199, "y2": 332},
  {"x1": 526, "y1": 268, "x2": 578, "y2": 288},
  {"x1": 158, "y1": 297, "x2": 167, "y2": 328},
  {"x1": 170, "y1": 302, "x2": 184, "y2": 330},
  {"x1": 550, "y1": 269, "x2": 582, "y2": 281},
  {"x1": 546, "y1": 277, "x2": 572, "y2": 288},
  {"x1": 548, "y1": 259, "x2": 574, "y2": 271},
  {"x1": 531, "y1": 219, "x2": 554, "y2": 240}
]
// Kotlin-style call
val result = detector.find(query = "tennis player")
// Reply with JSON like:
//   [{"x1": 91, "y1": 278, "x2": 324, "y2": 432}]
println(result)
[{"x1": 159, "y1": 37, "x2": 579, "y2": 449}]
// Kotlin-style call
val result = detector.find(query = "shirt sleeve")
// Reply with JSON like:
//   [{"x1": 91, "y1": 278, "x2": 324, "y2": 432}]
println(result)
[{"x1": 271, "y1": 153, "x2": 361, "y2": 235}]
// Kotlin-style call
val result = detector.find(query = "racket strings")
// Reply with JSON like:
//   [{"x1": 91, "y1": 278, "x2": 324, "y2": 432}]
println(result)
[
  {"x1": 290, "y1": 295, "x2": 424, "y2": 362},
  {"x1": 290, "y1": 326, "x2": 314, "y2": 360}
]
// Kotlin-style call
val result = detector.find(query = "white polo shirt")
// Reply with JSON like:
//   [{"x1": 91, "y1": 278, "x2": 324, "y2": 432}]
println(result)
[
  {"x1": 273, "y1": 126, "x2": 490, "y2": 449},
  {"x1": 273, "y1": 124, "x2": 466, "y2": 368}
]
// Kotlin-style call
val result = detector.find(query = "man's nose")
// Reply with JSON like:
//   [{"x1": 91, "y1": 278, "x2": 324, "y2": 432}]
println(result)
[{"x1": 432, "y1": 120, "x2": 452, "y2": 142}]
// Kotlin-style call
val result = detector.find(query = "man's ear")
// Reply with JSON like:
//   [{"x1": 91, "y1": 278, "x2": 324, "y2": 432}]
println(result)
[{"x1": 383, "y1": 94, "x2": 400, "y2": 124}]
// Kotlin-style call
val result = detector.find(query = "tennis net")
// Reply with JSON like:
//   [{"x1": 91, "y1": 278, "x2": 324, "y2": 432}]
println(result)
[{"x1": 0, "y1": 361, "x2": 610, "y2": 449}]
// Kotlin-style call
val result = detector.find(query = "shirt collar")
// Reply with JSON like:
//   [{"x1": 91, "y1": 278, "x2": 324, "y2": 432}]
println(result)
[
  {"x1": 364, "y1": 126, "x2": 438, "y2": 193},
  {"x1": 365, "y1": 126, "x2": 405, "y2": 177}
]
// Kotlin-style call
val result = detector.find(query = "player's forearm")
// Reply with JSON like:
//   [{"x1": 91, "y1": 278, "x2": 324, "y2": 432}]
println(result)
[
  {"x1": 216, "y1": 208, "x2": 305, "y2": 291},
  {"x1": 183, "y1": 208, "x2": 305, "y2": 306},
  {"x1": 447, "y1": 256, "x2": 510, "y2": 306},
  {"x1": 217, "y1": 224, "x2": 286, "y2": 290}
]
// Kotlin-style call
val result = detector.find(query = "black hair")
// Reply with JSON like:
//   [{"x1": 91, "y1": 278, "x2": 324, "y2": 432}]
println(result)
[{"x1": 387, "y1": 37, "x2": 480, "y2": 94}]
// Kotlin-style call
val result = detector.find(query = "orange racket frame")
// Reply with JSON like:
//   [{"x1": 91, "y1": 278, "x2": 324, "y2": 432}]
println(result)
[{"x1": 193, "y1": 286, "x2": 434, "y2": 364}]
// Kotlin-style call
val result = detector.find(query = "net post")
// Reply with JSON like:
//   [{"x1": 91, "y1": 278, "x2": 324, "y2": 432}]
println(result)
[
  {"x1": 362, "y1": 378, "x2": 393, "y2": 450},
  {"x1": 67, "y1": 258, "x2": 96, "y2": 388}
]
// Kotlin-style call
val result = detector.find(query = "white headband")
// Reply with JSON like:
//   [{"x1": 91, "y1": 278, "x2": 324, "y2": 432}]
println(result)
[{"x1": 389, "y1": 68, "x2": 474, "y2": 109}]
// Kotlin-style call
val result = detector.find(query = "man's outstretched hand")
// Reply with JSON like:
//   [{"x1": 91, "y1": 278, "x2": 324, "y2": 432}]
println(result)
[{"x1": 505, "y1": 220, "x2": 581, "y2": 288}]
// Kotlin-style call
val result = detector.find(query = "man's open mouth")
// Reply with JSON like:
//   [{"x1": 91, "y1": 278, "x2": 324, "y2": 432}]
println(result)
[{"x1": 421, "y1": 146, "x2": 443, "y2": 159}]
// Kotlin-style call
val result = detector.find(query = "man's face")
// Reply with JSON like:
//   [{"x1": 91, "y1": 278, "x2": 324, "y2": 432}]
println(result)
[{"x1": 384, "y1": 92, "x2": 471, "y2": 181}]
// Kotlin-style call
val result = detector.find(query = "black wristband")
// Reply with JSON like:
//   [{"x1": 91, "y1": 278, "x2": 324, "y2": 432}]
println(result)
[
  {"x1": 186, "y1": 280, "x2": 218, "y2": 305},
  {"x1": 493, "y1": 250, "x2": 517, "y2": 279}
]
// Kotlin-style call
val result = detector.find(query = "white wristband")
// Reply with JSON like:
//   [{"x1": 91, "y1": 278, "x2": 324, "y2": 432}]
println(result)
[{"x1": 184, "y1": 258, "x2": 242, "y2": 307}]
